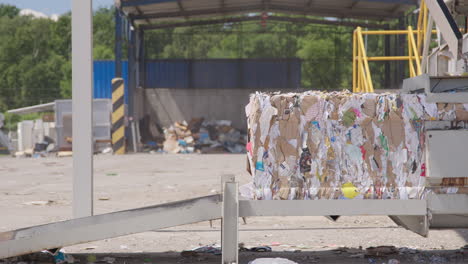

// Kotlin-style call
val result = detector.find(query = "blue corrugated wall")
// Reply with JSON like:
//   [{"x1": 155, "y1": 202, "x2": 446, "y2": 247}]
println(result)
[
  {"x1": 93, "y1": 59, "x2": 301, "y2": 100},
  {"x1": 93, "y1": 61, "x2": 129, "y2": 103},
  {"x1": 145, "y1": 59, "x2": 301, "y2": 89}
]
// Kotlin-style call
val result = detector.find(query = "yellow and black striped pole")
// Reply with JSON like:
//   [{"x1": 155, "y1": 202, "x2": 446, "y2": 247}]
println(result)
[{"x1": 112, "y1": 78, "x2": 126, "y2": 154}]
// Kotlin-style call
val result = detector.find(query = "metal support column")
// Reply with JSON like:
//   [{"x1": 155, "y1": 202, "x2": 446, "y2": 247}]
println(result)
[
  {"x1": 128, "y1": 28, "x2": 136, "y2": 119},
  {"x1": 221, "y1": 176, "x2": 239, "y2": 264},
  {"x1": 72, "y1": 0, "x2": 93, "y2": 218},
  {"x1": 384, "y1": 27, "x2": 391, "y2": 89},
  {"x1": 137, "y1": 29, "x2": 145, "y2": 88},
  {"x1": 115, "y1": 9, "x2": 123, "y2": 78},
  {"x1": 126, "y1": 27, "x2": 137, "y2": 152}
]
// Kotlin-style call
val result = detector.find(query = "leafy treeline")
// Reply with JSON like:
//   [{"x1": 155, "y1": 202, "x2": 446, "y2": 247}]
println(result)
[
  {"x1": 0, "y1": 4, "x2": 393, "y2": 112},
  {"x1": 0, "y1": 5, "x2": 115, "y2": 112}
]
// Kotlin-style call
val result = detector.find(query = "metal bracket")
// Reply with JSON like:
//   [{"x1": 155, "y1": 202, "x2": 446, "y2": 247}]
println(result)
[{"x1": 389, "y1": 215, "x2": 429, "y2": 237}]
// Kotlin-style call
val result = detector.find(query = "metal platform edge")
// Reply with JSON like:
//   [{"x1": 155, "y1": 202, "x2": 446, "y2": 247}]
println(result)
[
  {"x1": 0, "y1": 194, "x2": 222, "y2": 259},
  {"x1": 3, "y1": 193, "x2": 468, "y2": 260}
]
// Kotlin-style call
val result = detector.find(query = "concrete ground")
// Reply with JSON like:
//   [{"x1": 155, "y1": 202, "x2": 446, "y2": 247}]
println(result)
[{"x1": 0, "y1": 154, "x2": 467, "y2": 264}]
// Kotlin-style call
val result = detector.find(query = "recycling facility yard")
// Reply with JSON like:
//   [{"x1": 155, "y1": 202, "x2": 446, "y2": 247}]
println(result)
[{"x1": 0, "y1": 153, "x2": 467, "y2": 264}]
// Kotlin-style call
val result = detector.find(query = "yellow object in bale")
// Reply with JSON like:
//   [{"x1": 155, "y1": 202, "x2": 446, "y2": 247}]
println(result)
[{"x1": 341, "y1": 182, "x2": 359, "y2": 199}]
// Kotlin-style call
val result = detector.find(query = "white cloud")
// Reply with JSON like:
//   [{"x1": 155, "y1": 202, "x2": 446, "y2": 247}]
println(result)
[{"x1": 20, "y1": 9, "x2": 59, "y2": 21}]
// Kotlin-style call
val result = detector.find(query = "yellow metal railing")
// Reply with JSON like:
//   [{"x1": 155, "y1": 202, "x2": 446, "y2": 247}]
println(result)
[
  {"x1": 352, "y1": 1, "x2": 428, "y2": 93},
  {"x1": 417, "y1": 0, "x2": 429, "y2": 53},
  {"x1": 353, "y1": 27, "x2": 374, "y2": 93}
]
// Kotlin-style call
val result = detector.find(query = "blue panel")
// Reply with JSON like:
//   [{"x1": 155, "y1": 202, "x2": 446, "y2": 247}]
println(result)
[
  {"x1": 146, "y1": 60, "x2": 189, "y2": 88},
  {"x1": 144, "y1": 59, "x2": 301, "y2": 89},
  {"x1": 242, "y1": 59, "x2": 301, "y2": 89},
  {"x1": 191, "y1": 60, "x2": 240, "y2": 89},
  {"x1": 93, "y1": 61, "x2": 129, "y2": 103},
  {"x1": 97, "y1": 59, "x2": 301, "y2": 91}
]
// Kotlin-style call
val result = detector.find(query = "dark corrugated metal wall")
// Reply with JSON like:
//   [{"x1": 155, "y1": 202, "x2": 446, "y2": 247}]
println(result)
[
  {"x1": 144, "y1": 59, "x2": 301, "y2": 89},
  {"x1": 93, "y1": 59, "x2": 301, "y2": 99}
]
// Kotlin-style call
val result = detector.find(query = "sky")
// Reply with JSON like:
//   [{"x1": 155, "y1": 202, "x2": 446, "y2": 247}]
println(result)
[{"x1": 0, "y1": 0, "x2": 114, "y2": 15}]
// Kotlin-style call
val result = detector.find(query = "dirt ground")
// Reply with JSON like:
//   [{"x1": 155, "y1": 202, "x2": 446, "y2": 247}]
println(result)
[{"x1": 0, "y1": 154, "x2": 467, "y2": 264}]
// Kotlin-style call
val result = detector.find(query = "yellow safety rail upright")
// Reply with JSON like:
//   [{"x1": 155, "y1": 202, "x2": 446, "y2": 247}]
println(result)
[
  {"x1": 353, "y1": 27, "x2": 374, "y2": 93},
  {"x1": 352, "y1": 1, "x2": 428, "y2": 93},
  {"x1": 417, "y1": 0, "x2": 429, "y2": 53}
]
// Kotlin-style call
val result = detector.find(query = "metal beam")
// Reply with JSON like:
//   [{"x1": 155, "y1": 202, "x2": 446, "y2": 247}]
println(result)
[
  {"x1": 131, "y1": 4, "x2": 405, "y2": 22},
  {"x1": 238, "y1": 200, "x2": 427, "y2": 217},
  {"x1": 115, "y1": 9, "x2": 123, "y2": 78},
  {"x1": 140, "y1": 15, "x2": 387, "y2": 30},
  {"x1": 176, "y1": 0, "x2": 188, "y2": 20},
  {"x1": 221, "y1": 179, "x2": 238, "y2": 264},
  {"x1": 120, "y1": 0, "x2": 417, "y2": 8},
  {"x1": 72, "y1": 0, "x2": 93, "y2": 218},
  {"x1": 121, "y1": 0, "x2": 177, "y2": 7},
  {"x1": 350, "y1": 0, "x2": 361, "y2": 9},
  {"x1": 0, "y1": 195, "x2": 222, "y2": 259}
]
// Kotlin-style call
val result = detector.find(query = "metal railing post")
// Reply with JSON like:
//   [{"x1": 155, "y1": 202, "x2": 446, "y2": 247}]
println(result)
[
  {"x1": 221, "y1": 176, "x2": 239, "y2": 264},
  {"x1": 353, "y1": 30, "x2": 357, "y2": 92},
  {"x1": 357, "y1": 27, "x2": 373, "y2": 92}
]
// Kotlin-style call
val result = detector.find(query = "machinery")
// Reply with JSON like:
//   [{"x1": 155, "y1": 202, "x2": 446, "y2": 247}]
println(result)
[
  {"x1": 0, "y1": 1, "x2": 467, "y2": 264},
  {"x1": 398, "y1": 0, "x2": 468, "y2": 233}
]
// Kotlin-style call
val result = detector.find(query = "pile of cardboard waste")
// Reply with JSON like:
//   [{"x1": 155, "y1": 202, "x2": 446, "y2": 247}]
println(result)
[
  {"x1": 163, "y1": 118, "x2": 246, "y2": 154},
  {"x1": 245, "y1": 90, "x2": 468, "y2": 200}
]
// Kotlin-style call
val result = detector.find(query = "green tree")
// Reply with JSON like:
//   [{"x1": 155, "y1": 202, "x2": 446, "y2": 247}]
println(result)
[
  {"x1": 93, "y1": 7, "x2": 115, "y2": 59},
  {"x1": 0, "y1": 4, "x2": 19, "y2": 18}
]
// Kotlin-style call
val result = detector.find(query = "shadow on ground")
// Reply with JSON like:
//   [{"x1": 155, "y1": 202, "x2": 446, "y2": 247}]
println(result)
[{"x1": 3, "y1": 247, "x2": 467, "y2": 264}]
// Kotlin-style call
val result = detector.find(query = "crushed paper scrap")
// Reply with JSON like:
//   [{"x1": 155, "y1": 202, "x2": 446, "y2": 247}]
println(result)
[{"x1": 245, "y1": 91, "x2": 468, "y2": 200}]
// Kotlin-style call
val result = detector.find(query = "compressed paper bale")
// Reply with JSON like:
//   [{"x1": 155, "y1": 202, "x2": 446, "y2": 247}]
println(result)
[{"x1": 245, "y1": 91, "x2": 468, "y2": 200}]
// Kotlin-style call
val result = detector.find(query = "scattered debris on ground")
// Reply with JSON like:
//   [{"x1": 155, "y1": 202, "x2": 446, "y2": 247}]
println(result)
[
  {"x1": 249, "y1": 258, "x2": 298, "y2": 264},
  {"x1": 22, "y1": 200, "x2": 54, "y2": 206},
  {"x1": 240, "y1": 244, "x2": 272, "y2": 252},
  {"x1": 365, "y1": 246, "x2": 398, "y2": 257},
  {"x1": 181, "y1": 244, "x2": 222, "y2": 257},
  {"x1": 160, "y1": 118, "x2": 246, "y2": 154}
]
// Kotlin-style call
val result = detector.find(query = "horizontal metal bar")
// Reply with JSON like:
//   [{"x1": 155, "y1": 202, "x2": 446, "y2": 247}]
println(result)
[
  {"x1": 428, "y1": 194, "x2": 468, "y2": 215},
  {"x1": 129, "y1": 4, "x2": 402, "y2": 22},
  {"x1": 360, "y1": 29, "x2": 439, "y2": 35},
  {"x1": 121, "y1": 0, "x2": 176, "y2": 7},
  {"x1": 367, "y1": 56, "x2": 422, "y2": 61},
  {"x1": 0, "y1": 195, "x2": 222, "y2": 259},
  {"x1": 141, "y1": 15, "x2": 386, "y2": 30},
  {"x1": 121, "y1": 0, "x2": 418, "y2": 8},
  {"x1": 359, "y1": 0, "x2": 417, "y2": 4},
  {"x1": 239, "y1": 200, "x2": 427, "y2": 217}
]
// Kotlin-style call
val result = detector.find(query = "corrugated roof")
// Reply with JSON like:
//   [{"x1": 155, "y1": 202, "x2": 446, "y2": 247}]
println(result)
[{"x1": 116, "y1": 0, "x2": 418, "y2": 27}]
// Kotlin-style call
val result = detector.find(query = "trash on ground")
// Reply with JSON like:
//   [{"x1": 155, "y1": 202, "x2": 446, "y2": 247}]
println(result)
[
  {"x1": 240, "y1": 244, "x2": 272, "y2": 252},
  {"x1": 42, "y1": 249, "x2": 75, "y2": 264},
  {"x1": 57, "y1": 151, "x2": 73, "y2": 158},
  {"x1": 53, "y1": 251, "x2": 75, "y2": 264},
  {"x1": 365, "y1": 246, "x2": 398, "y2": 257},
  {"x1": 160, "y1": 118, "x2": 246, "y2": 154},
  {"x1": 87, "y1": 254, "x2": 97, "y2": 263},
  {"x1": 84, "y1": 246, "x2": 97, "y2": 250},
  {"x1": 100, "y1": 256, "x2": 116, "y2": 263},
  {"x1": 23, "y1": 200, "x2": 54, "y2": 206},
  {"x1": 248, "y1": 258, "x2": 298, "y2": 264},
  {"x1": 181, "y1": 244, "x2": 222, "y2": 257}
]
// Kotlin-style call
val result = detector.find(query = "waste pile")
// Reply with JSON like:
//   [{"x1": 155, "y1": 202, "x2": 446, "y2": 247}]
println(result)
[
  {"x1": 245, "y1": 91, "x2": 468, "y2": 200},
  {"x1": 163, "y1": 118, "x2": 247, "y2": 154}
]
